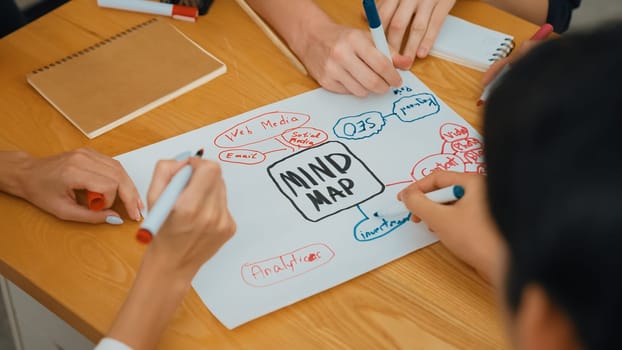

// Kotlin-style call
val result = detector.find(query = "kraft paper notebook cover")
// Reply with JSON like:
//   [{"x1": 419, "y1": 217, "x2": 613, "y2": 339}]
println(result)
[
  {"x1": 430, "y1": 15, "x2": 515, "y2": 72},
  {"x1": 27, "y1": 18, "x2": 226, "y2": 138}
]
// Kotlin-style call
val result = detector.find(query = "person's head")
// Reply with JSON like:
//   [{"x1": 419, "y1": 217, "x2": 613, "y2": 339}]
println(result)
[{"x1": 484, "y1": 22, "x2": 622, "y2": 350}]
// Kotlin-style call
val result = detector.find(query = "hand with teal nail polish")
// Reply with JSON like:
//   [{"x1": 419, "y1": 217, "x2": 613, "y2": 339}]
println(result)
[{"x1": 0, "y1": 149, "x2": 143, "y2": 224}]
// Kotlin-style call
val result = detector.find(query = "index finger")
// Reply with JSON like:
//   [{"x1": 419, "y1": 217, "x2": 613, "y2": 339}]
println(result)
[
  {"x1": 75, "y1": 149, "x2": 143, "y2": 219},
  {"x1": 405, "y1": 6, "x2": 434, "y2": 59},
  {"x1": 398, "y1": 170, "x2": 469, "y2": 200},
  {"x1": 146, "y1": 159, "x2": 188, "y2": 209},
  {"x1": 412, "y1": 1, "x2": 454, "y2": 58}
]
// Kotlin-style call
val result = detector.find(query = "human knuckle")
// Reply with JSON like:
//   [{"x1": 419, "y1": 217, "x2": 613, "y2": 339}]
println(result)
[
  {"x1": 68, "y1": 150, "x2": 89, "y2": 163},
  {"x1": 411, "y1": 21, "x2": 428, "y2": 33},
  {"x1": 344, "y1": 29, "x2": 360, "y2": 42},
  {"x1": 368, "y1": 76, "x2": 386, "y2": 92},
  {"x1": 217, "y1": 218, "x2": 236, "y2": 240},
  {"x1": 355, "y1": 89, "x2": 369, "y2": 98},
  {"x1": 154, "y1": 160, "x2": 168, "y2": 172},
  {"x1": 74, "y1": 147, "x2": 91, "y2": 155},
  {"x1": 401, "y1": 186, "x2": 415, "y2": 197},
  {"x1": 205, "y1": 161, "x2": 222, "y2": 174},
  {"x1": 112, "y1": 159, "x2": 124, "y2": 171},
  {"x1": 329, "y1": 46, "x2": 347, "y2": 62},
  {"x1": 174, "y1": 203, "x2": 195, "y2": 221},
  {"x1": 198, "y1": 161, "x2": 222, "y2": 179},
  {"x1": 316, "y1": 76, "x2": 332, "y2": 88},
  {"x1": 389, "y1": 21, "x2": 407, "y2": 33}
]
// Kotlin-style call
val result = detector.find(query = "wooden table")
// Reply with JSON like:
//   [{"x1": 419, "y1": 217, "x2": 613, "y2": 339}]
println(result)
[{"x1": 0, "y1": 1, "x2": 539, "y2": 348}]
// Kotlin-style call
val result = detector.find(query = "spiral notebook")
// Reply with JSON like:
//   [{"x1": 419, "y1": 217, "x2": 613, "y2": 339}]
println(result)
[
  {"x1": 27, "y1": 18, "x2": 226, "y2": 139},
  {"x1": 430, "y1": 15, "x2": 514, "y2": 71}
]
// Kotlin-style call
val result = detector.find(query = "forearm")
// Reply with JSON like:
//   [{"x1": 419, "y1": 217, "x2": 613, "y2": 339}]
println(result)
[
  {"x1": 245, "y1": 0, "x2": 335, "y2": 57},
  {"x1": 475, "y1": 237, "x2": 507, "y2": 290},
  {"x1": 0, "y1": 151, "x2": 31, "y2": 198},
  {"x1": 106, "y1": 248, "x2": 193, "y2": 350},
  {"x1": 482, "y1": 0, "x2": 548, "y2": 26}
]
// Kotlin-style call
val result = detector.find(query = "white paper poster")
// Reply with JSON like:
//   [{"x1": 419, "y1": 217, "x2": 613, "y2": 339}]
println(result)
[{"x1": 117, "y1": 71, "x2": 484, "y2": 329}]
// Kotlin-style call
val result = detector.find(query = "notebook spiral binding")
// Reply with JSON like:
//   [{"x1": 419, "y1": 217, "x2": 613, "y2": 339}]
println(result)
[
  {"x1": 488, "y1": 37, "x2": 515, "y2": 62},
  {"x1": 30, "y1": 18, "x2": 159, "y2": 75}
]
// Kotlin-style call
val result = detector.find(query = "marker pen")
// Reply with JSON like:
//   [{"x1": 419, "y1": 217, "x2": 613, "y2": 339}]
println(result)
[
  {"x1": 136, "y1": 148, "x2": 204, "y2": 244},
  {"x1": 373, "y1": 185, "x2": 465, "y2": 218},
  {"x1": 363, "y1": 0, "x2": 392, "y2": 60},
  {"x1": 98, "y1": 0, "x2": 198, "y2": 22}
]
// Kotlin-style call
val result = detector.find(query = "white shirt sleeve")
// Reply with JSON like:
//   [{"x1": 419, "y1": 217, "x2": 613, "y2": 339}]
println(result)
[{"x1": 94, "y1": 338, "x2": 133, "y2": 350}]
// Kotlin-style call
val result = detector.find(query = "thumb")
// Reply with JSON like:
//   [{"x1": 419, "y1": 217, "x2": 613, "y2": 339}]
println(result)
[
  {"x1": 393, "y1": 51, "x2": 413, "y2": 70},
  {"x1": 399, "y1": 187, "x2": 449, "y2": 226}
]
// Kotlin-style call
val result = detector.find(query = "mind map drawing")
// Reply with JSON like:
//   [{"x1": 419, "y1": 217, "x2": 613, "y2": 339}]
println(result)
[
  {"x1": 117, "y1": 71, "x2": 485, "y2": 328},
  {"x1": 207, "y1": 86, "x2": 482, "y2": 287}
]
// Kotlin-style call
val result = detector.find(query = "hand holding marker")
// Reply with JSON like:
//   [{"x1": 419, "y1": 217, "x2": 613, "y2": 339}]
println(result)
[
  {"x1": 374, "y1": 185, "x2": 464, "y2": 218},
  {"x1": 86, "y1": 191, "x2": 106, "y2": 211},
  {"x1": 363, "y1": 0, "x2": 392, "y2": 60},
  {"x1": 136, "y1": 148, "x2": 204, "y2": 244}
]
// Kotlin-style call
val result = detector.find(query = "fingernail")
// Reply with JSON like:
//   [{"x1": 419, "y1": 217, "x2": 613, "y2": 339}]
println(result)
[
  {"x1": 417, "y1": 47, "x2": 428, "y2": 58},
  {"x1": 174, "y1": 151, "x2": 192, "y2": 161},
  {"x1": 105, "y1": 215, "x2": 124, "y2": 225},
  {"x1": 135, "y1": 208, "x2": 142, "y2": 222}
]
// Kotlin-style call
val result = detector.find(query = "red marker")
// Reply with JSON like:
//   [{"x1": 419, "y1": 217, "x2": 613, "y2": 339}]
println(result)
[
  {"x1": 136, "y1": 148, "x2": 204, "y2": 244},
  {"x1": 477, "y1": 23, "x2": 554, "y2": 106},
  {"x1": 87, "y1": 191, "x2": 105, "y2": 211},
  {"x1": 530, "y1": 23, "x2": 555, "y2": 41},
  {"x1": 97, "y1": 0, "x2": 198, "y2": 22}
]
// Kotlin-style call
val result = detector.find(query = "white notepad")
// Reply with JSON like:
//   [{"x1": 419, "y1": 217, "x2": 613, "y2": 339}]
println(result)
[{"x1": 431, "y1": 15, "x2": 515, "y2": 71}]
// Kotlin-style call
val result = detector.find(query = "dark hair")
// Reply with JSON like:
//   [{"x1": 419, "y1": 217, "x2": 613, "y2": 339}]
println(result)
[{"x1": 484, "y1": 22, "x2": 622, "y2": 350}]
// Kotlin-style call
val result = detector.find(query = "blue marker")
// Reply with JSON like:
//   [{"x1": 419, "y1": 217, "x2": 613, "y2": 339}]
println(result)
[
  {"x1": 363, "y1": 0, "x2": 392, "y2": 60},
  {"x1": 136, "y1": 148, "x2": 204, "y2": 243},
  {"x1": 373, "y1": 185, "x2": 465, "y2": 218}
]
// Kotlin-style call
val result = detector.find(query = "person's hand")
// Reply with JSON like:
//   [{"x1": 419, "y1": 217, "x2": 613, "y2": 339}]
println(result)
[
  {"x1": 371, "y1": 0, "x2": 456, "y2": 69},
  {"x1": 296, "y1": 20, "x2": 404, "y2": 97},
  {"x1": 104, "y1": 157, "x2": 235, "y2": 350},
  {"x1": 398, "y1": 171, "x2": 505, "y2": 283},
  {"x1": 482, "y1": 39, "x2": 541, "y2": 86},
  {"x1": 16, "y1": 148, "x2": 142, "y2": 224},
  {"x1": 146, "y1": 157, "x2": 236, "y2": 279}
]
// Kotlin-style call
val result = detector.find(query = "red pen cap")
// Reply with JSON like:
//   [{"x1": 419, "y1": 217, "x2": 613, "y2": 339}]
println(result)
[
  {"x1": 530, "y1": 23, "x2": 554, "y2": 40},
  {"x1": 87, "y1": 191, "x2": 105, "y2": 211},
  {"x1": 172, "y1": 4, "x2": 198, "y2": 19},
  {"x1": 136, "y1": 228, "x2": 153, "y2": 244}
]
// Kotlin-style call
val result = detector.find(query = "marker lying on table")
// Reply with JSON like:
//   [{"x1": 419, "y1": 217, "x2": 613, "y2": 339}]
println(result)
[
  {"x1": 98, "y1": 0, "x2": 198, "y2": 22},
  {"x1": 363, "y1": 0, "x2": 392, "y2": 60},
  {"x1": 477, "y1": 23, "x2": 554, "y2": 106},
  {"x1": 373, "y1": 185, "x2": 465, "y2": 218},
  {"x1": 136, "y1": 148, "x2": 204, "y2": 244}
]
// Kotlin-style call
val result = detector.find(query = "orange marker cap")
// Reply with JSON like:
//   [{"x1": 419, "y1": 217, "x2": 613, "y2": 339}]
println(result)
[
  {"x1": 87, "y1": 191, "x2": 105, "y2": 211},
  {"x1": 136, "y1": 228, "x2": 153, "y2": 244},
  {"x1": 172, "y1": 4, "x2": 198, "y2": 19}
]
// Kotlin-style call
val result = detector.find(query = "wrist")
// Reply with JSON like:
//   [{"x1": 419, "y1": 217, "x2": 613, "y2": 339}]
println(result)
[
  {"x1": 106, "y1": 247, "x2": 192, "y2": 349},
  {"x1": 0, "y1": 151, "x2": 33, "y2": 199},
  {"x1": 142, "y1": 246, "x2": 195, "y2": 290}
]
